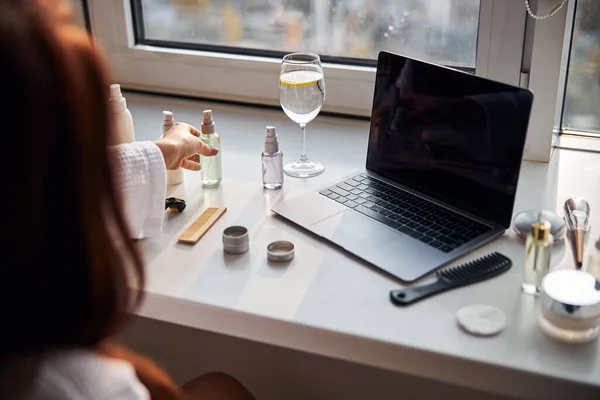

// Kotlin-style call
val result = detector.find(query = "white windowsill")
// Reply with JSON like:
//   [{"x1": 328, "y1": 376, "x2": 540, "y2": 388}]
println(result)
[{"x1": 125, "y1": 91, "x2": 600, "y2": 399}]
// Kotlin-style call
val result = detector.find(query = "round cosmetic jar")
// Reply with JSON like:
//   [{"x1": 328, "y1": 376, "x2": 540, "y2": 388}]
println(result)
[
  {"x1": 222, "y1": 226, "x2": 249, "y2": 254},
  {"x1": 513, "y1": 209, "x2": 566, "y2": 241},
  {"x1": 538, "y1": 269, "x2": 600, "y2": 343},
  {"x1": 267, "y1": 241, "x2": 295, "y2": 262}
]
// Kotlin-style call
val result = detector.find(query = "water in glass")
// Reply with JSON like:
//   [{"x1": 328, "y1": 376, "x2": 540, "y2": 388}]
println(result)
[
  {"x1": 279, "y1": 52, "x2": 326, "y2": 178},
  {"x1": 280, "y1": 70, "x2": 325, "y2": 124}
]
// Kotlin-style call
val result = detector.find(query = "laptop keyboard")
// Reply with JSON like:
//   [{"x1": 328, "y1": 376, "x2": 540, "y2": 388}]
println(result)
[{"x1": 319, "y1": 174, "x2": 492, "y2": 253}]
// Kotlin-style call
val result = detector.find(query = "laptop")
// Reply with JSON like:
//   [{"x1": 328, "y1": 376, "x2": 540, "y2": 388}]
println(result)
[{"x1": 271, "y1": 51, "x2": 534, "y2": 282}]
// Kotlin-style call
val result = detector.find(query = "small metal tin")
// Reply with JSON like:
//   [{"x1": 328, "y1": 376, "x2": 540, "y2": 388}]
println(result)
[
  {"x1": 222, "y1": 226, "x2": 249, "y2": 254},
  {"x1": 267, "y1": 241, "x2": 295, "y2": 262},
  {"x1": 513, "y1": 209, "x2": 566, "y2": 241},
  {"x1": 538, "y1": 269, "x2": 600, "y2": 343}
]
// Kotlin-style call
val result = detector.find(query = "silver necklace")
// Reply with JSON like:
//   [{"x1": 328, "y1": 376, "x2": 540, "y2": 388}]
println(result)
[{"x1": 525, "y1": 0, "x2": 568, "y2": 20}]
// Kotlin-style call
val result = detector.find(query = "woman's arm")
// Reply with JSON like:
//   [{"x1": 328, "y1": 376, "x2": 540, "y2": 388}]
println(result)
[
  {"x1": 112, "y1": 123, "x2": 219, "y2": 239},
  {"x1": 112, "y1": 141, "x2": 167, "y2": 239}
]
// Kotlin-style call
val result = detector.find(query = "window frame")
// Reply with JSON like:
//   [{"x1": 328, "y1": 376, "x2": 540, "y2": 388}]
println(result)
[{"x1": 88, "y1": 0, "x2": 527, "y2": 117}]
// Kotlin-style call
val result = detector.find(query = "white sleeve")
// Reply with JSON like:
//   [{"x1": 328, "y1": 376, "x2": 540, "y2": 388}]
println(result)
[
  {"x1": 32, "y1": 350, "x2": 151, "y2": 400},
  {"x1": 111, "y1": 141, "x2": 167, "y2": 239}
]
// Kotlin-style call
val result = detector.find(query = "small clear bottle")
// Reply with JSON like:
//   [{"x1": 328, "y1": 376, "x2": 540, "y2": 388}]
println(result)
[
  {"x1": 199, "y1": 110, "x2": 222, "y2": 187},
  {"x1": 262, "y1": 126, "x2": 284, "y2": 190},
  {"x1": 162, "y1": 111, "x2": 184, "y2": 185},
  {"x1": 522, "y1": 220, "x2": 554, "y2": 295}
]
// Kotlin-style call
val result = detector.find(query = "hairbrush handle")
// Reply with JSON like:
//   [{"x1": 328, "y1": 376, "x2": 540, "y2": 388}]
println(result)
[{"x1": 390, "y1": 280, "x2": 454, "y2": 305}]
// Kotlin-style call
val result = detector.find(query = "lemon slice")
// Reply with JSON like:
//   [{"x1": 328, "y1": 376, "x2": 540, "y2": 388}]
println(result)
[{"x1": 279, "y1": 70, "x2": 323, "y2": 87}]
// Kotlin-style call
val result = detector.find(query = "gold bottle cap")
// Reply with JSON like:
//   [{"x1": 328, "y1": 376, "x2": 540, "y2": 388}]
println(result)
[{"x1": 532, "y1": 220, "x2": 551, "y2": 242}]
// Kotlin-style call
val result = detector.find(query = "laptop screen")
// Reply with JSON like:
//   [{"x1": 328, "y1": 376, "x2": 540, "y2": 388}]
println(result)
[{"x1": 366, "y1": 51, "x2": 533, "y2": 228}]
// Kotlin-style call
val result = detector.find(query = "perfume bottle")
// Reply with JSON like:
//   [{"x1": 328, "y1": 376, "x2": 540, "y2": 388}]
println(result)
[
  {"x1": 522, "y1": 219, "x2": 554, "y2": 295},
  {"x1": 200, "y1": 109, "x2": 222, "y2": 187},
  {"x1": 564, "y1": 197, "x2": 591, "y2": 268},
  {"x1": 262, "y1": 126, "x2": 283, "y2": 190}
]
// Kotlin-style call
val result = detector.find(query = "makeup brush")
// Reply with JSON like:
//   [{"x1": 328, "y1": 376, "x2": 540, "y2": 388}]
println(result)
[{"x1": 564, "y1": 197, "x2": 591, "y2": 268}]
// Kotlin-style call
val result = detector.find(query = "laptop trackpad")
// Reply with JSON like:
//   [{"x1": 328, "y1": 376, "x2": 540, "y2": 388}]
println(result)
[{"x1": 309, "y1": 210, "x2": 407, "y2": 252}]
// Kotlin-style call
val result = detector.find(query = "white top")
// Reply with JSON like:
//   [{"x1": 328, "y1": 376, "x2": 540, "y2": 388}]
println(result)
[
  {"x1": 30, "y1": 350, "x2": 149, "y2": 400},
  {"x1": 31, "y1": 141, "x2": 166, "y2": 399},
  {"x1": 112, "y1": 141, "x2": 167, "y2": 239}
]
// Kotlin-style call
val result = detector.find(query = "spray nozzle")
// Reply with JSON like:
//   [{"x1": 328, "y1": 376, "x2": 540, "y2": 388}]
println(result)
[
  {"x1": 109, "y1": 84, "x2": 123, "y2": 100},
  {"x1": 163, "y1": 111, "x2": 174, "y2": 122},
  {"x1": 203, "y1": 110, "x2": 214, "y2": 125},
  {"x1": 264, "y1": 126, "x2": 279, "y2": 153},
  {"x1": 266, "y1": 126, "x2": 277, "y2": 138},
  {"x1": 201, "y1": 109, "x2": 216, "y2": 134}
]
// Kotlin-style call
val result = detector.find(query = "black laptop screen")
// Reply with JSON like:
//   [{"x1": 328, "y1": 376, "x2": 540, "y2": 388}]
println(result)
[{"x1": 366, "y1": 52, "x2": 533, "y2": 228}]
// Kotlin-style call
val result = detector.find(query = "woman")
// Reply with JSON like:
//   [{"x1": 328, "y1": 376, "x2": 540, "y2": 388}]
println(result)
[{"x1": 0, "y1": 0, "x2": 254, "y2": 399}]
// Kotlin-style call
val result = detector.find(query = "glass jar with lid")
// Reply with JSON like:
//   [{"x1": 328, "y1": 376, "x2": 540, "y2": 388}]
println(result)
[{"x1": 538, "y1": 269, "x2": 600, "y2": 344}]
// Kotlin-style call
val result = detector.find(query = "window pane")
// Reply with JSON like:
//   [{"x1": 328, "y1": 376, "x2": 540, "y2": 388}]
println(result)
[
  {"x1": 562, "y1": 0, "x2": 600, "y2": 133},
  {"x1": 140, "y1": 0, "x2": 480, "y2": 68}
]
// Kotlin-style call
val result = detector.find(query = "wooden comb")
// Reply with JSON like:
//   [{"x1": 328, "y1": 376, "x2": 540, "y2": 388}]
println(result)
[{"x1": 178, "y1": 207, "x2": 227, "y2": 244}]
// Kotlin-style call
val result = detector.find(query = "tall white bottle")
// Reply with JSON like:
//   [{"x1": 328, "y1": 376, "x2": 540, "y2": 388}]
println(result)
[
  {"x1": 109, "y1": 84, "x2": 135, "y2": 144},
  {"x1": 162, "y1": 111, "x2": 184, "y2": 185}
]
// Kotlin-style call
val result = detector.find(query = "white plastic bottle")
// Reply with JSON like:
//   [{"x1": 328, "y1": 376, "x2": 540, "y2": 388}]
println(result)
[
  {"x1": 200, "y1": 110, "x2": 223, "y2": 187},
  {"x1": 109, "y1": 84, "x2": 135, "y2": 144},
  {"x1": 162, "y1": 111, "x2": 184, "y2": 185}
]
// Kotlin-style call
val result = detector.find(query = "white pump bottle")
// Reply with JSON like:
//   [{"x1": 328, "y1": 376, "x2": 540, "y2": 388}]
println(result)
[
  {"x1": 109, "y1": 84, "x2": 135, "y2": 144},
  {"x1": 162, "y1": 111, "x2": 184, "y2": 185}
]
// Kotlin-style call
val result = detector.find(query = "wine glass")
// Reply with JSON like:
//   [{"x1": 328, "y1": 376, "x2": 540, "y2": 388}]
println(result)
[{"x1": 279, "y1": 52, "x2": 326, "y2": 178}]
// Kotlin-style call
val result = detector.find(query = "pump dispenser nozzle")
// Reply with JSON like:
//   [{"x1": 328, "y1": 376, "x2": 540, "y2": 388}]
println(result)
[
  {"x1": 109, "y1": 84, "x2": 127, "y2": 112},
  {"x1": 201, "y1": 110, "x2": 215, "y2": 134},
  {"x1": 110, "y1": 84, "x2": 123, "y2": 100},
  {"x1": 265, "y1": 126, "x2": 279, "y2": 153},
  {"x1": 163, "y1": 110, "x2": 174, "y2": 123}
]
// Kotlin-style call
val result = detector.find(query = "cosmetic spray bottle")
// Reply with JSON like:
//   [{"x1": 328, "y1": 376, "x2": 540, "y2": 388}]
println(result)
[
  {"x1": 200, "y1": 110, "x2": 222, "y2": 187},
  {"x1": 262, "y1": 126, "x2": 283, "y2": 190}
]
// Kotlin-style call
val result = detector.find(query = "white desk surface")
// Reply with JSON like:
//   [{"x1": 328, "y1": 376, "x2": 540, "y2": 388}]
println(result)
[{"x1": 127, "y1": 92, "x2": 600, "y2": 399}]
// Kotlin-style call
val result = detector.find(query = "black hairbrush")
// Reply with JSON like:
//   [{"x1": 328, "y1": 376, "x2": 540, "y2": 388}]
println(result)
[{"x1": 390, "y1": 252, "x2": 512, "y2": 306}]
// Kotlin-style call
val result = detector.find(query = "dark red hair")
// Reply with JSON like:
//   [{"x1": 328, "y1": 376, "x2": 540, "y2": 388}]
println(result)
[{"x1": 0, "y1": 0, "x2": 180, "y2": 398}]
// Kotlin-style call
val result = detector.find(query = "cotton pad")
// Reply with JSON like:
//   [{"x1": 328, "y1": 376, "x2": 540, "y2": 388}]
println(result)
[{"x1": 456, "y1": 304, "x2": 506, "y2": 337}]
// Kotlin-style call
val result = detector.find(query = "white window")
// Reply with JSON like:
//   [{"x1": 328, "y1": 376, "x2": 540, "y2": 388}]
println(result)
[
  {"x1": 90, "y1": 1, "x2": 600, "y2": 162},
  {"x1": 559, "y1": 0, "x2": 600, "y2": 136},
  {"x1": 88, "y1": 0, "x2": 526, "y2": 116}
]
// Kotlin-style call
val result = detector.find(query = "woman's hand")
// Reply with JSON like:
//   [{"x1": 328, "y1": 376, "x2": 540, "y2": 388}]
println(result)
[{"x1": 154, "y1": 122, "x2": 219, "y2": 171}]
